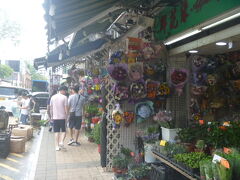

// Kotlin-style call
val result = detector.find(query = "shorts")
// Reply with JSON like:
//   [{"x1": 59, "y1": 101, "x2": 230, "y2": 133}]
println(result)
[
  {"x1": 53, "y1": 119, "x2": 66, "y2": 132},
  {"x1": 69, "y1": 116, "x2": 82, "y2": 130},
  {"x1": 20, "y1": 114, "x2": 28, "y2": 125}
]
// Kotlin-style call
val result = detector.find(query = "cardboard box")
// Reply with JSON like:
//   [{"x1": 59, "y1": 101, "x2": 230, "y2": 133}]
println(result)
[
  {"x1": 10, "y1": 137, "x2": 25, "y2": 153},
  {"x1": 12, "y1": 126, "x2": 33, "y2": 141},
  {"x1": 18, "y1": 125, "x2": 33, "y2": 139}
]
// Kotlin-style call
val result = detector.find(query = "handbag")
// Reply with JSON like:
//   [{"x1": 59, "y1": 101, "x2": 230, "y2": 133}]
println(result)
[{"x1": 70, "y1": 95, "x2": 80, "y2": 118}]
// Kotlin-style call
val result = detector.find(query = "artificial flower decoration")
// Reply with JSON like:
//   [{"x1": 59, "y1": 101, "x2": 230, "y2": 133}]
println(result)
[
  {"x1": 123, "y1": 111, "x2": 135, "y2": 127},
  {"x1": 141, "y1": 43, "x2": 154, "y2": 60},
  {"x1": 157, "y1": 83, "x2": 170, "y2": 97},
  {"x1": 109, "y1": 51, "x2": 125, "y2": 64},
  {"x1": 112, "y1": 104, "x2": 123, "y2": 129},
  {"x1": 170, "y1": 68, "x2": 188, "y2": 96},
  {"x1": 107, "y1": 64, "x2": 128, "y2": 81},
  {"x1": 205, "y1": 58, "x2": 219, "y2": 73},
  {"x1": 207, "y1": 74, "x2": 217, "y2": 86},
  {"x1": 128, "y1": 62, "x2": 143, "y2": 82},
  {"x1": 191, "y1": 85, "x2": 207, "y2": 96},
  {"x1": 191, "y1": 55, "x2": 207, "y2": 71},
  {"x1": 114, "y1": 83, "x2": 129, "y2": 101},
  {"x1": 231, "y1": 61, "x2": 240, "y2": 79},
  {"x1": 192, "y1": 72, "x2": 207, "y2": 86},
  {"x1": 146, "y1": 79, "x2": 158, "y2": 99},
  {"x1": 144, "y1": 62, "x2": 166, "y2": 80},
  {"x1": 130, "y1": 81, "x2": 146, "y2": 100},
  {"x1": 135, "y1": 101, "x2": 154, "y2": 123},
  {"x1": 153, "y1": 110, "x2": 174, "y2": 128}
]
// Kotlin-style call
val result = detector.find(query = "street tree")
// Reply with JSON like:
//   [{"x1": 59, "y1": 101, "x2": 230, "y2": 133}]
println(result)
[
  {"x1": 27, "y1": 63, "x2": 47, "y2": 80},
  {"x1": 0, "y1": 64, "x2": 14, "y2": 79}
]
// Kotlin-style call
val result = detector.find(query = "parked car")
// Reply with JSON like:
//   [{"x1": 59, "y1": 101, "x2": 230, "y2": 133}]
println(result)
[
  {"x1": 31, "y1": 92, "x2": 49, "y2": 109},
  {"x1": 0, "y1": 85, "x2": 29, "y2": 116}
]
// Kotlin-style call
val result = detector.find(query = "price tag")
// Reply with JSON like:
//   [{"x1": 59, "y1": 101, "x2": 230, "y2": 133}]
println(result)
[
  {"x1": 199, "y1": 120, "x2": 204, "y2": 125},
  {"x1": 212, "y1": 154, "x2": 222, "y2": 164},
  {"x1": 160, "y1": 140, "x2": 167, "y2": 146},
  {"x1": 223, "y1": 147, "x2": 231, "y2": 154},
  {"x1": 220, "y1": 158, "x2": 230, "y2": 169}
]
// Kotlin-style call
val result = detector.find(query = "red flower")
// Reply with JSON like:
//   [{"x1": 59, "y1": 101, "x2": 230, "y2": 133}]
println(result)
[{"x1": 219, "y1": 126, "x2": 227, "y2": 131}]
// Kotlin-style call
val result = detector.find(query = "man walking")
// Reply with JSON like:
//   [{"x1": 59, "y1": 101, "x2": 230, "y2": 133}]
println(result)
[
  {"x1": 50, "y1": 86, "x2": 68, "y2": 151},
  {"x1": 67, "y1": 86, "x2": 86, "y2": 146}
]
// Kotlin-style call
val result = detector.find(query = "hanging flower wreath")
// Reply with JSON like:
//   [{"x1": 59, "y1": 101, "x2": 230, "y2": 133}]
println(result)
[
  {"x1": 192, "y1": 72, "x2": 207, "y2": 86},
  {"x1": 191, "y1": 55, "x2": 207, "y2": 72},
  {"x1": 135, "y1": 101, "x2": 154, "y2": 123},
  {"x1": 112, "y1": 104, "x2": 124, "y2": 129},
  {"x1": 123, "y1": 111, "x2": 135, "y2": 127},
  {"x1": 144, "y1": 63, "x2": 166, "y2": 80},
  {"x1": 107, "y1": 64, "x2": 128, "y2": 81},
  {"x1": 109, "y1": 51, "x2": 125, "y2": 64},
  {"x1": 128, "y1": 62, "x2": 143, "y2": 82},
  {"x1": 130, "y1": 81, "x2": 146, "y2": 100},
  {"x1": 157, "y1": 83, "x2": 170, "y2": 97},
  {"x1": 191, "y1": 85, "x2": 207, "y2": 96},
  {"x1": 145, "y1": 79, "x2": 158, "y2": 99},
  {"x1": 113, "y1": 83, "x2": 129, "y2": 101},
  {"x1": 170, "y1": 68, "x2": 188, "y2": 96}
]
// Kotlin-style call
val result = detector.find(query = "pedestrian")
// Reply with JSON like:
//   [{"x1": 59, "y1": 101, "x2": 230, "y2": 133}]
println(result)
[
  {"x1": 47, "y1": 90, "x2": 57, "y2": 132},
  {"x1": 19, "y1": 92, "x2": 30, "y2": 125},
  {"x1": 50, "y1": 86, "x2": 68, "y2": 151},
  {"x1": 67, "y1": 85, "x2": 86, "y2": 146}
]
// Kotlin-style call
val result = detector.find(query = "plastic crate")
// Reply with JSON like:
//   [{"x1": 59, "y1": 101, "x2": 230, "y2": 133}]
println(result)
[{"x1": 0, "y1": 131, "x2": 11, "y2": 158}]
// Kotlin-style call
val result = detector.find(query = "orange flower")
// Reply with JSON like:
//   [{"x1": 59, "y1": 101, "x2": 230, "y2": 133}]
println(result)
[{"x1": 219, "y1": 126, "x2": 227, "y2": 131}]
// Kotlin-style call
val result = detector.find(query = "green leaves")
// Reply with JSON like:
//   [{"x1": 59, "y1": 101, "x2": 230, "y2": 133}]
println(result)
[{"x1": 0, "y1": 64, "x2": 13, "y2": 79}]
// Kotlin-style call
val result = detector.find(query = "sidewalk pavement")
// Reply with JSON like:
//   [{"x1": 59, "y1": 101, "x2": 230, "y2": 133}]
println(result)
[{"x1": 34, "y1": 127, "x2": 113, "y2": 180}]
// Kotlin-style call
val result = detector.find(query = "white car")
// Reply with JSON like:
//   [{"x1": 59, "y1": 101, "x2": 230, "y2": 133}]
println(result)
[{"x1": 0, "y1": 85, "x2": 29, "y2": 116}]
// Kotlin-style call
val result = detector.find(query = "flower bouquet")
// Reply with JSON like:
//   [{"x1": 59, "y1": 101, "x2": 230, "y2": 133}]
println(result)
[
  {"x1": 170, "y1": 68, "x2": 188, "y2": 96},
  {"x1": 153, "y1": 110, "x2": 174, "y2": 128}
]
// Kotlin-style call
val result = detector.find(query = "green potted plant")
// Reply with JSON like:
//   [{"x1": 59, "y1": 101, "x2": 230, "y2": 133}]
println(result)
[
  {"x1": 92, "y1": 122, "x2": 101, "y2": 152},
  {"x1": 195, "y1": 140, "x2": 205, "y2": 152},
  {"x1": 128, "y1": 163, "x2": 151, "y2": 180},
  {"x1": 112, "y1": 155, "x2": 129, "y2": 175}
]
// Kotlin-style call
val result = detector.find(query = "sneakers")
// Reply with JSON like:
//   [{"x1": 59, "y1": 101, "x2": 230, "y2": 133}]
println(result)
[
  {"x1": 75, "y1": 142, "x2": 81, "y2": 146},
  {"x1": 59, "y1": 143, "x2": 67, "y2": 151},
  {"x1": 68, "y1": 139, "x2": 75, "y2": 145},
  {"x1": 56, "y1": 146, "x2": 60, "y2": 151}
]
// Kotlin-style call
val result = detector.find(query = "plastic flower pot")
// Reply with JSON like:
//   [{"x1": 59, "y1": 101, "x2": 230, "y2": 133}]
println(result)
[{"x1": 161, "y1": 127, "x2": 179, "y2": 143}]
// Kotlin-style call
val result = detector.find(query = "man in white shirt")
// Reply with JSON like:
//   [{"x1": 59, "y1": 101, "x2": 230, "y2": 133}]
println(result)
[
  {"x1": 50, "y1": 86, "x2": 68, "y2": 151},
  {"x1": 20, "y1": 93, "x2": 30, "y2": 125}
]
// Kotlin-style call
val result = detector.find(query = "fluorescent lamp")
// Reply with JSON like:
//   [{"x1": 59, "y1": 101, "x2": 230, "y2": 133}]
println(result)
[
  {"x1": 189, "y1": 50, "x2": 198, "y2": 53},
  {"x1": 202, "y1": 12, "x2": 240, "y2": 30},
  {"x1": 164, "y1": 30, "x2": 201, "y2": 45},
  {"x1": 216, "y1": 42, "x2": 227, "y2": 46}
]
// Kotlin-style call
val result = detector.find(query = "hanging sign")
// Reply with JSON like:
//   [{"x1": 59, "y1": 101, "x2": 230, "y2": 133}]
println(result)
[{"x1": 154, "y1": 0, "x2": 240, "y2": 41}]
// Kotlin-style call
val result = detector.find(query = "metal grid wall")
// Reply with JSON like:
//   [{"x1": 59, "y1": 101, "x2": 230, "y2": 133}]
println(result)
[{"x1": 167, "y1": 56, "x2": 189, "y2": 128}]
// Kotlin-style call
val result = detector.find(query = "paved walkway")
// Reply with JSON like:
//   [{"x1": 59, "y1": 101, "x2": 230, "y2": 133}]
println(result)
[{"x1": 34, "y1": 127, "x2": 113, "y2": 180}]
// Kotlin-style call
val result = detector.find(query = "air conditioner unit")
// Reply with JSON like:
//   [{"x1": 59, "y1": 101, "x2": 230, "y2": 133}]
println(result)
[{"x1": 137, "y1": 16, "x2": 154, "y2": 28}]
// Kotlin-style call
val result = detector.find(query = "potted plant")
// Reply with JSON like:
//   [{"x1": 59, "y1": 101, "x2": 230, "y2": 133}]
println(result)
[
  {"x1": 195, "y1": 140, "x2": 205, "y2": 152},
  {"x1": 128, "y1": 163, "x2": 151, "y2": 180},
  {"x1": 112, "y1": 155, "x2": 129, "y2": 175},
  {"x1": 92, "y1": 122, "x2": 101, "y2": 153},
  {"x1": 153, "y1": 110, "x2": 179, "y2": 142}
]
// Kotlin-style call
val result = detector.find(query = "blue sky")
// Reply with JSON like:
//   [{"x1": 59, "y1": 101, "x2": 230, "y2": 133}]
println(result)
[{"x1": 0, "y1": 0, "x2": 47, "y2": 60}]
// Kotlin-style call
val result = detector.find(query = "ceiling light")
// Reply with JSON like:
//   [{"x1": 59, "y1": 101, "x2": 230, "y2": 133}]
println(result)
[
  {"x1": 216, "y1": 42, "x2": 227, "y2": 46},
  {"x1": 189, "y1": 50, "x2": 198, "y2": 53},
  {"x1": 164, "y1": 30, "x2": 201, "y2": 45},
  {"x1": 202, "y1": 12, "x2": 240, "y2": 30}
]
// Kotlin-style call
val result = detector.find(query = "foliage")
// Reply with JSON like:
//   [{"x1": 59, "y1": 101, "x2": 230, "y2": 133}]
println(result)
[
  {"x1": 128, "y1": 163, "x2": 151, "y2": 179},
  {"x1": 173, "y1": 152, "x2": 209, "y2": 169},
  {"x1": 153, "y1": 110, "x2": 175, "y2": 128},
  {"x1": 112, "y1": 155, "x2": 129, "y2": 169},
  {"x1": 92, "y1": 123, "x2": 101, "y2": 144},
  {"x1": 0, "y1": 64, "x2": 13, "y2": 79},
  {"x1": 164, "y1": 143, "x2": 188, "y2": 158},
  {"x1": 27, "y1": 63, "x2": 47, "y2": 80},
  {"x1": 195, "y1": 140, "x2": 205, "y2": 151},
  {"x1": 0, "y1": 9, "x2": 21, "y2": 45},
  {"x1": 141, "y1": 125, "x2": 159, "y2": 144}
]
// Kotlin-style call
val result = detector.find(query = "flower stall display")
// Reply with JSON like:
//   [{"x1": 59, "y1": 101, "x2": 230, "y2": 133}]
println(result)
[
  {"x1": 123, "y1": 111, "x2": 135, "y2": 127},
  {"x1": 128, "y1": 62, "x2": 143, "y2": 82},
  {"x1": 112, "y1": 104, "x2": 124, "y2": 129},
  {"x1": 107, "y1": 64, "x2": 128, "y2": 81},
  {"x1": 130, "y1": 81, "x2": 146, "y2": 100},
  {"x1": 113, "y1": 83, "x2": 129, "y2": 101}
]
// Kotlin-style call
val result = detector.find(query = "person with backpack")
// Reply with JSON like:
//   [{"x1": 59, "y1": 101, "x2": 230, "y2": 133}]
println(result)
[{"x1": 67, "y1": 85, "x2": 86, "y2": 146}]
